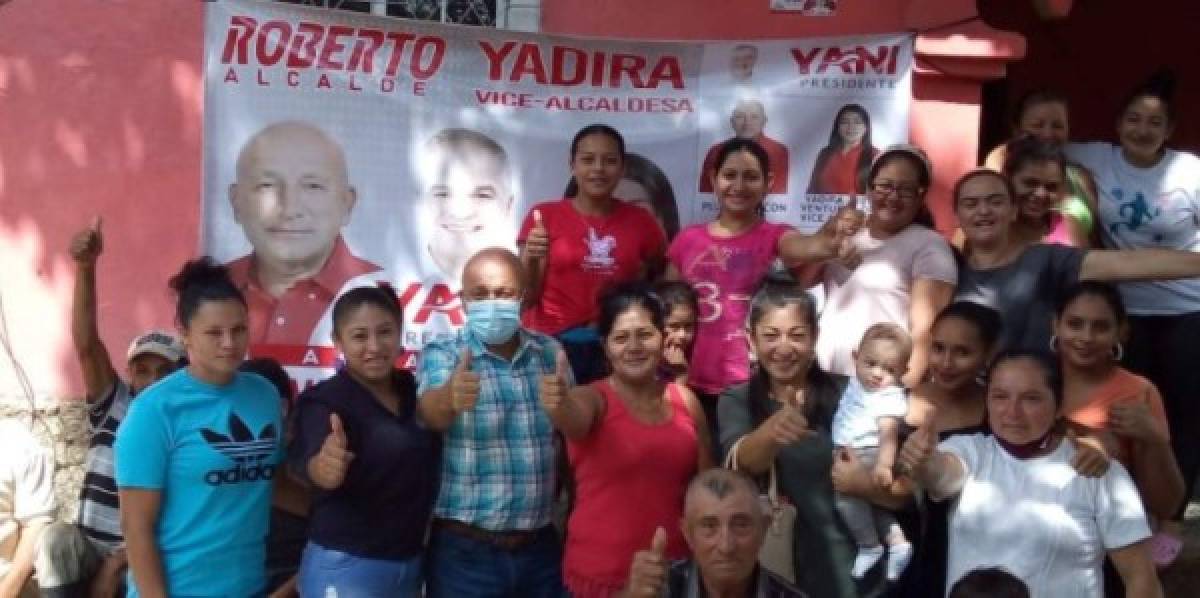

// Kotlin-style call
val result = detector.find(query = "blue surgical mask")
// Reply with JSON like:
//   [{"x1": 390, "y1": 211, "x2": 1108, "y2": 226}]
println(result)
[{"x1": 466, "y1": 299, "x2": 522, "y2": 345}]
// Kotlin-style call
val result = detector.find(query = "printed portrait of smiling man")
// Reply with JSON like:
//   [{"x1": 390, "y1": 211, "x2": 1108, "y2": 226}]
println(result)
[
  {"x1": 226, "y1": 121, "x2": 382, "y2": 345},
  {"x1": 416, "y1": 128, "x2": 516, "y2": 284}
]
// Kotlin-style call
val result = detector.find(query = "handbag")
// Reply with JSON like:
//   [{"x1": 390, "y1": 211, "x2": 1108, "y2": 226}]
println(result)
[{"x1": 725, "y1": 435, "x2": 798, "y2": 584}]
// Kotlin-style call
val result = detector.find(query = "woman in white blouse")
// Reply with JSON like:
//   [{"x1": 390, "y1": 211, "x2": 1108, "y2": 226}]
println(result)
[{"x1": 897, "y1": 350, "x2": 1161, "y2": 598}]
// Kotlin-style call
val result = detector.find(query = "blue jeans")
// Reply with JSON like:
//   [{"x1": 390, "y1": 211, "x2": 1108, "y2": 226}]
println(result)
[
  {"x1": 425, "y1": 527, "x2": 565, "y2": 598},
  {"x1": 298, "y1": 542, "x2": 422, "y2": 598}
]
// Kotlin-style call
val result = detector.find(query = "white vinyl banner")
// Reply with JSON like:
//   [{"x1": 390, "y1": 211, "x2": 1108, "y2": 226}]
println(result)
[{"x1": 202, "y1": 0, "x2": 912, "y2": 389}]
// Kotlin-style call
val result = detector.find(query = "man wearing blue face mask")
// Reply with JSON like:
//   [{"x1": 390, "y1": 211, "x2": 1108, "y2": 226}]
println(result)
[{"x1": 417, "y1": 247, "x2": 574, "y2": 598}]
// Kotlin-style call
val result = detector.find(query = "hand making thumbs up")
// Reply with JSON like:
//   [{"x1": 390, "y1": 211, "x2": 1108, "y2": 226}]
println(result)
[
  {"x1": 450, "y1": 348, "x2": 481, "y2": 413},
  {"x1": 624, "y1": 526, "x2": 669, "y2": 597},
  {"x1": 896, "y1": 416, "x2": 938, "y2": 479},
  {"x1": 767, "y1": 387, "x2": 812, "y2": 446},
  {"x1": 524, "y1": 208, "x2": 550, "y2": 260},
  {"x1": 309, "y1": 413, "x2": 353, "y2": 490},
  {"x1": 539, "y1": 350, "x2": 570, "y2": 418},
  {"x1": 69, "y1": 216, "x2": 104, "y2": 265}
]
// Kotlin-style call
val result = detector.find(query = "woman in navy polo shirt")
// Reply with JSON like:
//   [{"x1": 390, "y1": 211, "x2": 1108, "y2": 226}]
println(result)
[{"x1": 290, "y1": 285, "x2": 441, "y2": 596}]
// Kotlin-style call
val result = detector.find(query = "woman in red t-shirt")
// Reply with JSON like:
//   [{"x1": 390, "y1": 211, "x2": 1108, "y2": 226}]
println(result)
[
  {"x1": 541, "y1": 282, "x2": 713, "y2": 597},
  {"x1": 807, "y1": 104, "x2": 879, "y2": 196},
  {"x1": 519, "y1": 124, "x2": 666, "y2": 384}
]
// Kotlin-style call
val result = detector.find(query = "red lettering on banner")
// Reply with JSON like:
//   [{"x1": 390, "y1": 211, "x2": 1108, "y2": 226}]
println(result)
[
  {"x1": 609, "y1": 54, "x2": 646, "y2": 88},
  {"x1": 383, "y1": 32, "x2": 417, "y2": 77},
  {"x1": 791, "y1": 45, "x2": 901, "y2": 76},
  {"x1": 414, "y1": 284, "x2": 464, "y2": 325},
  {"x1": 647, "y1": 56, "x2": 684, "y2": 89},
  {"x1": 411, "y1": 37, "x2": 446, "y2": 80},
  {"x1": 551, "y1": 46, "x2": 587, "y2": 86},
  {"x1": 216, "y1": 16, "x2": 447, "y2": 83},
  {"x1": 348, "y1": 75, "x2": 362, "y2": 91},
  {"x1": 479, "y1": 41, "x2": 684, "y2": 89},
  {"x1": 221, "y1": 16, "x2": 257, "y2": 65},
  {"x1": 591, "y1": 52, "x2": 604, "y2": 87},
  {"x1": 511, "y1": 44, "x2": 548, "y2": 84},
  {"x1": 397, "y1": 282, "x2": 422, "y2": 309},
  {"x1": 475, "y1": 89, "x2": 532, "y2": 107},
  {"x1": 347, "y1": 30, "x2": 385, "y2": 73},
  {"x1": 224, "y1": 68, "x2": 239, "y2": 83},
  {"x1": 287, "y1": 71, "x2": 300, "y2": 87},
  {"x1": 250, "y1": 345, "x2": 340, "y2": 367},
  {"x1": 257, "y1": 69, "x2": 270, "y2": 86},
  {"x1": 287, "y1": 22, "x2": 325, "y2": 69},
  {"x1": 479, "y1": 41, "x2": 517, "y2": 80},
  {"x1": 257, "y1": 21, "x2": 290, "y2": 65},
  {"x1": 318, "y1": 25, "x2": 354, "y2": 69},
  {"x1": 317, "y1": 74, "x2": 332, "y2": 88},
  {"x1": 413, "y1": 81, "x2": 427, "y2": 95},
  {"x1": 790, "y1": 48, "x2": 821, "y2": 73}
]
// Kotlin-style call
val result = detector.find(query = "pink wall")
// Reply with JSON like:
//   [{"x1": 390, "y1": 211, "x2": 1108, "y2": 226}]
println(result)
[
  {"x1": 0, "y1": 0, "x2": 204, "y2": 400},
  {"x1": 543, "y1": 0, "x2": 1025, "y2": 234}
]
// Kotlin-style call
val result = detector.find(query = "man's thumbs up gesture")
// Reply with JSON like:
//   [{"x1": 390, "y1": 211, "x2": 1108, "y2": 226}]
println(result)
[
  {"x1": 539, "y1": 350, "x2": 570, "y2": 418},
  {"x1": 624, "y1": 527, "x2": 669, "y2": 597},
  {"x1": 450, "y1": 348, "x2": 481, "y2": 413}
]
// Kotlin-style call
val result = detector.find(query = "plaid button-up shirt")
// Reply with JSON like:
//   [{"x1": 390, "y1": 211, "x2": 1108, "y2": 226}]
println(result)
[{"x1": 417, "y1": 328, "x2": 569, "y2": 531}]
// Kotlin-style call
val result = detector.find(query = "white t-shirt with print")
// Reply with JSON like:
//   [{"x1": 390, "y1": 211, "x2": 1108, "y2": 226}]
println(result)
[
  {"x1": 939, "y1": 433, "x2": 1150, "y2": 598},
  {"x1": 1066, "y1": 142, "x2": 1200, "y2": 315}
]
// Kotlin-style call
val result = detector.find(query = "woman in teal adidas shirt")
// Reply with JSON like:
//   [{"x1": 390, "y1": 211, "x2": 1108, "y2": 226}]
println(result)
[{"x1": 116, "y1": 258, "x2": 282, "y2": 597}]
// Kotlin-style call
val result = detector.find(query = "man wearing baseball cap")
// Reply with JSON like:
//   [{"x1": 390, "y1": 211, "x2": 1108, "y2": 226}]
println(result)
[{"x1": 35, "y1": 218, "x2": 184, "y2": 598}]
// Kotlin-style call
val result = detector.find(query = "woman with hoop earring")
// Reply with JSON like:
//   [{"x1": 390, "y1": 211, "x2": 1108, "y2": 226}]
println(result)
[{"x1": 1052, "y1": 281, "x2": 1183, "y2": 566}]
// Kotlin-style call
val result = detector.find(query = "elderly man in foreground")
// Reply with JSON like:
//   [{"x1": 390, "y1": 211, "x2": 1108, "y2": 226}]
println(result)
[{"x1": 623, "y1": 468, "x2": 806, "y2": 598}]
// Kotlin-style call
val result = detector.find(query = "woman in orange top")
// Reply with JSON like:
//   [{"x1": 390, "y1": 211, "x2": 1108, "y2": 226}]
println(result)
[
  {"x1": 1053, "y1": 281, "x2": 1184, "y2": 562},
  {"x1": 807, "y1": 104, "x2": 879, "y2": 196}
]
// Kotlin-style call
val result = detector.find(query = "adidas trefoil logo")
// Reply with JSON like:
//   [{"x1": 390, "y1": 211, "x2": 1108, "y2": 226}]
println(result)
[{"x1": 200, "y1": 414, "x2": 278, "y2": 486}]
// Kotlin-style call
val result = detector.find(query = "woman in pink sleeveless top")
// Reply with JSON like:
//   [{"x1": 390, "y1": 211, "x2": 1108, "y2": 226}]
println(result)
[{"x1": 541, "y1": 282, "x2": 714, "y2": 597}]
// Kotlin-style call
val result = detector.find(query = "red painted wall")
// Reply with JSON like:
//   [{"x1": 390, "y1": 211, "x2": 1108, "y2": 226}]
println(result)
[
  {"x1": 979, "y1": 0, "x2": 1200, "y2": 154},
  {"x1": 0, "y1": 0, "x2": 204, "y2": 400}
]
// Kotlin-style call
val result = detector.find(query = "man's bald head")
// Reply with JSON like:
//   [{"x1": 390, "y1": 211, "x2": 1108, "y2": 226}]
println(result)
[
  {"x1": 682, "y1": 468, "x2": 768, "y2": 588},
  {"x1": 460, "y1": 248, "x2": 525, "y2": 312},
  {"x1": 229, "y1": 121, "x2": 357, "y2": 275},
  {"x1": 235, "y1": 121, "x2": 350, "y2": 186},
  {"x1": 731, "y1": 99, "x2": 768, "y2": 139},
  {"x1": 685, "y1": 468, "x2": 762, "y2": 514}
]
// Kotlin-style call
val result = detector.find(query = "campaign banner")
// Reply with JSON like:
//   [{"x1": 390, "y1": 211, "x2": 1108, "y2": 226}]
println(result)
[{"x1": 202, "y1": 0, "x2": 912, "y2": 390}]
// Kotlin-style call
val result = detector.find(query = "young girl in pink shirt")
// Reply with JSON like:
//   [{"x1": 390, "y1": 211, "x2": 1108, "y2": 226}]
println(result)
[{"x1": 667, "y1": 139, "x2": 843, "y2": 404}]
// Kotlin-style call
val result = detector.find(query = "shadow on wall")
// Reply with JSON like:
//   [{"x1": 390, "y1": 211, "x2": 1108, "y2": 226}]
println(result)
[{"x1": 0, "y1": 0, "x2": 205, "y2": 401}]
